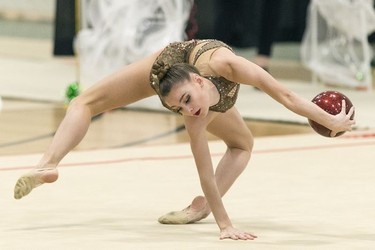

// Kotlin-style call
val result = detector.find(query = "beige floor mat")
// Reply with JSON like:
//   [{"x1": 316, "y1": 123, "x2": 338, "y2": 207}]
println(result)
[{"x1": 1, "y1": 131, "x2": 374, "y2": 249}]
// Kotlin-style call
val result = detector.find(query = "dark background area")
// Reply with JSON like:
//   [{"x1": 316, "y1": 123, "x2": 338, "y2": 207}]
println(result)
[
  {"x1": 194, "y1": 0, "x2": 309, "y2": 47},
  {"x1": 54, "y1": 0, "x2": 375, "y2": 55},
  {"x1": 53, "y1": 0, "x2": 310, "y2": 55}
]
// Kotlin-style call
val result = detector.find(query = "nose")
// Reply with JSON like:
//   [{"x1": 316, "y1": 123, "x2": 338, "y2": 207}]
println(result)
[
  {"x1": 188, "y1": 105, "x2": 194, "y2": 114},
  {"x1": 183, "y1": 105, "x2": 194, "y2": 115}
]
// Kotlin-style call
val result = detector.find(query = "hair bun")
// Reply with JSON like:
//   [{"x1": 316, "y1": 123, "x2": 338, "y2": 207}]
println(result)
[{"x1": 152, "y1": 60, "x2": 171, "y2": 82}]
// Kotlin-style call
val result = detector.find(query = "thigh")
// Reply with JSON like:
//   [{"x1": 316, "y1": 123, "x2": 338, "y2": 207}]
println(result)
[
  {"x1": 76, "y1": 50, "x2": 160, "y2": 115},
  {"x1": 207, "y1": 107, "x2": 253, "y2": 150}
]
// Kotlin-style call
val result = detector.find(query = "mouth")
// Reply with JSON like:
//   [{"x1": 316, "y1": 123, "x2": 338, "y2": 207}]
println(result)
[{"x1": 194, "y1": 109, "x2": 201, "y2": 116}]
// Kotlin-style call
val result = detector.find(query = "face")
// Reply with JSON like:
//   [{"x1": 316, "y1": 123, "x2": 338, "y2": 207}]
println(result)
[{"x1": 163, "y1": 74, "x2": 210, "y2": 117}]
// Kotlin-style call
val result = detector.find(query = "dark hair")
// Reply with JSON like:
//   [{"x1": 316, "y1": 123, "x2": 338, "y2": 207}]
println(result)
[{"x1": 159, "y1": 63, "x2": 200, "y2": 97}]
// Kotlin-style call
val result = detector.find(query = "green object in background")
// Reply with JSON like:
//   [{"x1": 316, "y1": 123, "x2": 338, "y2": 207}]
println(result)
[
  {"x1": 355, "y1": 71, "x2": 364, "y2": 81},
  {"x1": 65, "y1": 82, "x2": 80, "y2": 104}
]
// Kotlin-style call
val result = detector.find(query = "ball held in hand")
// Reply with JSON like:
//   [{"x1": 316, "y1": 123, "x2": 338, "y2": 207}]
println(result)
[{"x1": 308, "y1": 91, "x2": 354, "y2": 137}]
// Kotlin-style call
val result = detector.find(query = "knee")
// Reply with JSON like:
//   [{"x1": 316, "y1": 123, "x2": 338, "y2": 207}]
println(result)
[
  {"x1": 247, "y1": 132, "x2": 254, "y2": 152},
  {"x1": 242, "y1": 130, "x2": 254, "y2": 155},
  {"x1": 66, "y1": 96, "x2": 95, "y2": 118},
  {"x1": 67, "y1": 95, "x2": 84, "y2": 108},
  {"x1": 234, "y1": 131, "x2": 254, "y2": 162},
  {"x1": 228, "y1": 142, "x2": 253, "y2": 164},
  {"x1": 67, "y1": 97, "x2": 84, "y2": 113}
]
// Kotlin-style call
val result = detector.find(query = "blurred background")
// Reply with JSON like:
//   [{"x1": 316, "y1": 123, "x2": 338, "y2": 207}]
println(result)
[{"x1": 1, "y1": 0, "x2": 375, "y2": 154}]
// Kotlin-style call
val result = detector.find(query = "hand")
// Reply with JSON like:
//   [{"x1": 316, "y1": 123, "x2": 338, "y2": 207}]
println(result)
[
  {"x1": 220, "y1": 226, "x2": 257, "y2": 240},
  {"x1": 330, "y1": 99, "x2": 356, "y2": 137}
]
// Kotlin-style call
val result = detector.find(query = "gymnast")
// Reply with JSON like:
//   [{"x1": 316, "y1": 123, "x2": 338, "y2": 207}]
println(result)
[{"x1": 14, "y1": 39, "x2": 355, "y2": 240}]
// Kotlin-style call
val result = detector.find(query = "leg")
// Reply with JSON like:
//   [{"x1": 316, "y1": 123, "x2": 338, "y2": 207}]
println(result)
[
  {"x1": 158, "y1": 108, "x2": 253, "y2": 223},
  {"x1": 14, "y1": 51, "x2": 159, "y2": 199}
]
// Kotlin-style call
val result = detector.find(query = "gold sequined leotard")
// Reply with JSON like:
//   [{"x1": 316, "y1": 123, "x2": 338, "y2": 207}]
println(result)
[{"x1": 150, "y1": 39, "x2": 240, "y2": 113}]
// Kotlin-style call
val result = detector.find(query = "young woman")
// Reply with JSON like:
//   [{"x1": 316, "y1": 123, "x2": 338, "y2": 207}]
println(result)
[{"x1": 13, "y1": 39, "x2": 355, "y2": 241}]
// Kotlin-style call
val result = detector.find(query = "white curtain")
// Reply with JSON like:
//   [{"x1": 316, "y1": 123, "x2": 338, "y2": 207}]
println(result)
[
  {"x1": 76, "y1": 0, "x2": 193, "y2": 87},
  {"x1": 301, "y1": 0, "x2": 375, "y2": 90}
]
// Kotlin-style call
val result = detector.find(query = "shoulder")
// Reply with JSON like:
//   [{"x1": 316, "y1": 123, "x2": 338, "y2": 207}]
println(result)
[{"x1": 207, "y1": 48, "x2": 238, "y2": 79}]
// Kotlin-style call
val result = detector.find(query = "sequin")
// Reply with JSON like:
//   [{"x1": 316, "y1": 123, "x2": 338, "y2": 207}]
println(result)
[
  {"x1": 207, "y1": 77, "x2": 240, "y2": 113},
  {"x1": 150, "y1": 39, "x2": 240, "y2": 113}
]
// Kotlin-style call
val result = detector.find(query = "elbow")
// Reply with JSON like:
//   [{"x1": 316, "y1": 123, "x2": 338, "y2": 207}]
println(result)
[{"x1": 280, "y1": 89, "x2": 299, "y2": 110}]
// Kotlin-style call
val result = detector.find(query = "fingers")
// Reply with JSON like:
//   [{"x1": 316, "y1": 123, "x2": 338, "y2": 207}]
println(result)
[
  {"x1": 342, "y1": 99, "x2": 355, "y2": 119},
  {"x1": 330, "y1": 131, "x2": 337, "y2": 137},
  {"x1": 329, "y1": 99, "x2": 356, "y2": 138},
  {"x1": 345, "y1": 103, "x2": 356, "y2": 130},
  {"x1": 341, "y1": 99, "x2": 347, "y2": 114},
  {"x1": 347, "y1": 105, "x2": 355, "y2": 119},
  {"x1": 220, "y1": 230, "x2": 257, "y2": 241}
]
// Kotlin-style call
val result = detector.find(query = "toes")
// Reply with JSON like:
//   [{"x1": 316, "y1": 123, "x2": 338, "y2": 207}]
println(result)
[
  {"x1": 13, "y1": 168, "x2": 58, "y2": 200},
  {"x1": 158, "y1": 211, "x2": 189, "y2": 224},
  {"x1": 14, "y1": 176, "x2": 34, "y2": 199},
  {"x1": 14, "y1": 175, "x2": 40, "y2": 200}
]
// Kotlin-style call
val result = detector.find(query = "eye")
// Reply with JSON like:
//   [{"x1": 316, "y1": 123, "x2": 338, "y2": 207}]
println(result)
[
  {"x1": 172, "y1": 107, "x2": 182, "y2": 115},
  {"x1": 185, "y1": 95, "x2": 190, "y2": 104}
]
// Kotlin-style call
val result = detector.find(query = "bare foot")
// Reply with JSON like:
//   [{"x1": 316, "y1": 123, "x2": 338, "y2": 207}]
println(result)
[
  {"x1": 158, "y1": 196, "x2": 211, "y2": 224},
  {"x1": 14, "y1": 168, "x2": 58, "y2": 199}
]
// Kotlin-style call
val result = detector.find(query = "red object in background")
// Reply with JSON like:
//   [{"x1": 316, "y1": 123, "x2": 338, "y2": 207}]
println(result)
[{"x1": 308, "y1": 91, "x2": 355, "y2": 137}]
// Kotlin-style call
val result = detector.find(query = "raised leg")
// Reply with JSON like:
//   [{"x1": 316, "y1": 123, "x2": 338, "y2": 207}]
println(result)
[{"x1": 13, "y1": 51, "x2": 160, "y2": 200}]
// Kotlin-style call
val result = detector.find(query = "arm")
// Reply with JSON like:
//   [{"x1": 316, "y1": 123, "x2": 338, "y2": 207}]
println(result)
[
  {"x1": 184, "y1": 115, "x2": 256, "y2": 240},
  {"x1": 184, "y1": 115, "x2": 232, "y2": 230},
  {"x1": 208, "y1": 49, "x2": 355, "y2": 136}
]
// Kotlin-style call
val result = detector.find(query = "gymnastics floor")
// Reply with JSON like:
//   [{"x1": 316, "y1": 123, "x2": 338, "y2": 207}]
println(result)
[{"x1": 1, "y1": 130, "x2": 374, "y2": 250}]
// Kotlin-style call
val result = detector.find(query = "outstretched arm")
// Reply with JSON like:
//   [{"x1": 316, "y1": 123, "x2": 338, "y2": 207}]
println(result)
[{"x1": 208, "y1": 49, "x2": 355, "y2": 136}]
